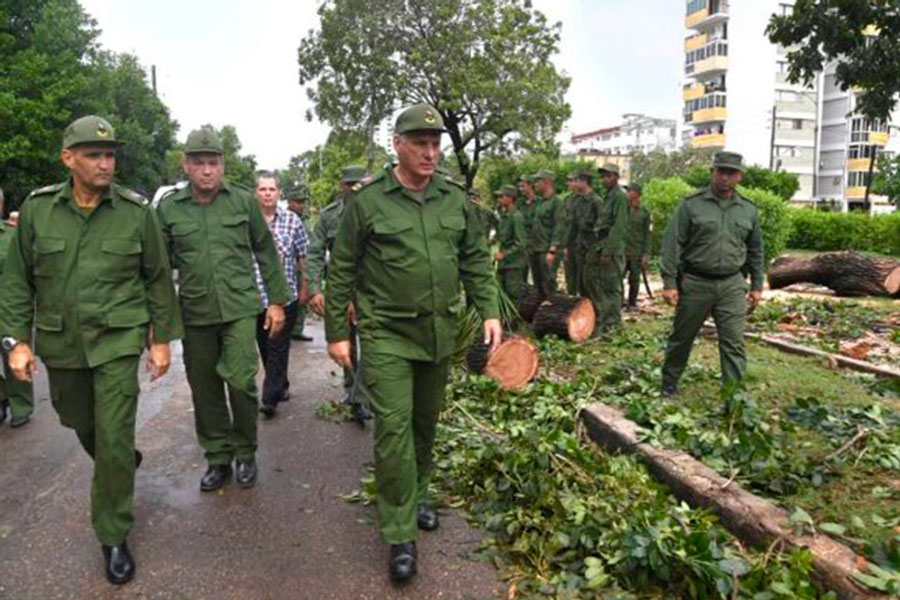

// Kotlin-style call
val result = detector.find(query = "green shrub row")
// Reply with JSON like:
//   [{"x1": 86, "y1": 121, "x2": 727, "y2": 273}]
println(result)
[{"x1": 786, "y1": 210, "x2": 900, "y2": 256}]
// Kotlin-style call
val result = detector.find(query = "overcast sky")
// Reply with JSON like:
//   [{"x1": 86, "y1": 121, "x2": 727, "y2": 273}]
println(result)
[{"x1": 79, "y1": 0, "x2": 685, "y2": 169}]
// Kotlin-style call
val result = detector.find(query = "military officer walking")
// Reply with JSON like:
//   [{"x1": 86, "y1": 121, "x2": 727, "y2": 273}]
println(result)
[
  {"x1": 623, "y1": 183, "x2": 651, "y2": 309},
  {"x1": 494, "y1": 184, "x2": 527, "y2": 309},
  {"x1": 325, "y1": 104, "x2": 501, "y2": 583},
  {"x1": 583, "y1": 163, "x2": 628, "y2": 335},
  {"x1": 0, "y1": 116, "x2": 181, "y2": 584},
  {"x1": 157, "y1": 127, "x2": 290, "y2": 491},
  {"x1": 530, "y1": 170, "x2": 566, "y2": 297},
  {"x1": 0, "y1": 193, "x2": 34, "y2": 428},
  {"x1": 660, "y1": 152, "x2": 763, "y2": 396}
]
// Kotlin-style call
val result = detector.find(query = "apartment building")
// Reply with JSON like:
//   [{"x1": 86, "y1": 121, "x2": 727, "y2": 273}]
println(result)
[{"x1": 569, "y1": 113, "x2": 677, "y2": 156}]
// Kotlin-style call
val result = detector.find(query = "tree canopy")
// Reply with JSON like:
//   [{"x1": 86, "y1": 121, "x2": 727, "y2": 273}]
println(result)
[
  {"x1": 766, "y1": 1, "x2": 900, "y2": 125},
  {"x1": 298, "y1": 0, "x2": 571, "y2": 189}
]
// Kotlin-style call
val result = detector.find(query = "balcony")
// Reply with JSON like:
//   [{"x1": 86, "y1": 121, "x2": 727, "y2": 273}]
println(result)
[
  {"x1": 692, "y1": 107, "x2": 727, "y2": 123},
  {"x1": 684, "y1": 33, "x2": 708, "y2": 51},
  {"x1": 850, "y1": 131, "x2": 890, "y2": 145},
  {"x1": 685, "y1": 8, "x2": 709, "y2": 28},
  {"x1": 692, "y1": 133, "x2": 726, "y2": 148},
  {"x1": 683, "y1": 83, "x2": 706, "y2": 101},
  {"x1": 686, "y1": 1, "x2": 729, "y2": 29},
  {"x1": 693, "y1": 55, "x2": 728, "y2": 76},
  {"x1": 847, "y1": 158, "x2": 873, "y2": 172},
  {"x1": 846, "y1": 186, "x2": 868, "y2": 199}
]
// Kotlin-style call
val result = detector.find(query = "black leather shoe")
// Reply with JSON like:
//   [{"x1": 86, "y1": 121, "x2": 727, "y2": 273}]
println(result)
[
  {"x1": 200, "y1": 464, "x2": 232, "y2": 492},
  {"x1": 389, "y1": 542, "x2": 417, "y2": 583},
  {"x1": 259, "y1": 402, "x2": 277, "y2": 419},
  {"x1": 9, "y1": 413, "x2": 30, "y2": 428},
  {"x1": 0, "y1": 400, "x2": 8, "y2": 424},
  {"x1": 134, "y1": 450, "x2": 143, "y2": 469},
  {"x1": 351, "y1": 403, "x2": 373, "y2": 426},
  {"x1": 417, "y1": 504, "x2": 439, "y2": 531},
  {"x1": 102, "y1": 541, "x2": 135, "y2": 584},
  {"x1": 235, "y1": 458, "x2": 257, "y2": 488}
]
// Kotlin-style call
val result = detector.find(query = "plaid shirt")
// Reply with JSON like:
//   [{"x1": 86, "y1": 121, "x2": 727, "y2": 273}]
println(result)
[{"x1": 254, "y1": 206, "x2": 308, "y2": 307}]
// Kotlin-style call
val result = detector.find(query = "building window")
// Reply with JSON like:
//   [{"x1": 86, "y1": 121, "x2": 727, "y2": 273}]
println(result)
[
  {"x1": 686, "y1": 0, "x2": 707, "y2": 15},
  {"x1": 847, "y1": 171, "x2": 871, "y2": 187}
]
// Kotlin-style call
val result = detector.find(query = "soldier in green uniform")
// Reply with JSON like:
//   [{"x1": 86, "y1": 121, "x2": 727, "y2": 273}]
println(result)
[
  {"x1": 660, "y1": 152, "x2": 763, "y2": 396},
  {"x1": 306, "y1": 165, "x2": 372, "y2": 422},
  {"x1": 530, "y1": 170, "x2": 566, "y2": 297},
  {"x1": 0, "y1": 194, "x2": 34, "y2": 428},
  {"x1": 156, "y1": 127, "x2": 290, "y2": 492},
  {"x1": 287, "y1": 188, "x2": 313, "y2": 342},
  {"x1": 583, "y1": 163, "x2": 629, "y2": 335},
  {"x1": 562, "y1": 171, "x2": 580, "y2": 295},
  {"x1": 570, "y1": 168, "x2": 601, "y2": 297},
  {"x1": 494, "y1": 184, "x2": 527, "y2": 310},
  {"x1": 623, "y1": 183, "x2": 652, "y2": 309},
  {"x1": 518, "y1": 175, "x2": 538, "y2": 284},
  {"x1": 325, "y1": 104, "x2": 501, "y2": 583},
  {"x1": 0, "y1": 116, "x2": 182, "y2": 584}
]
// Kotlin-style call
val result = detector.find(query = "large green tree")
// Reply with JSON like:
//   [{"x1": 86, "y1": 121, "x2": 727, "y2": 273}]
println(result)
[
  {"x1": 297, "y1": 0, "x2": 571, "y2": 189},
  {"x1": 627, "y1": 147, "x2": 717, "y2": 186},
  {"x1": 871, "y1": 151, "x2": 900, "y2": 207},
  {"x1": 766, "y1": 1, "x2": 900, "y2": 125}
]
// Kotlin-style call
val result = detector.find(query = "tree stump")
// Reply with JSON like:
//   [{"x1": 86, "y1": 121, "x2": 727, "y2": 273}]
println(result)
[
  {"x1": 517, "y1": 285, "x2": 545, "y2": 323},
  {"x1": 768, "y1": 251, "x2": 900, "y2": 297},
  {"x1": 465, "y1": 335, "x2": 540, "y2": 390},
  {"x1": 532, "y1": 295, "x2": 595, "y2": 343}
]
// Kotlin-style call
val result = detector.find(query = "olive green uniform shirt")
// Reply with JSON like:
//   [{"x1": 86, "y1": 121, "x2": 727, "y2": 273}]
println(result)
[
  {"x1": 324, "y1": 168, "x2": 499, "y2": 362},
  {"x1": 305, "y1": 195, "x2": 346, "y2": 297},
  {"x1": 625, "y1": 204, "x2": 651, "y2": 258},
  {"x1": 528, "y1": 194, "x2": 566, "y2": 253},
  {"x1": 660, "y1": 186, "x2": 764, "y2": 291},
  {"x1": 569, "y1": 192, "x2": 601, "y2": 253},
  {"x1": 595, "y1": 185, "x2": 628, "y2": 259},
  {"x1": 0, "y1": 181, "x2": 182, "y2": 369},
  {"x1": 496, "y1": 209, "x2": 527, "y2": 270},
  {"x1": 156, "y1": 183, "x2": 290, "y2": 326},
  {"x1": 0, "y1": 222, "x2": 14, "y2": 276},
  {"x1": 519, "y1": 198, "x2": 538, "y2": 240}
]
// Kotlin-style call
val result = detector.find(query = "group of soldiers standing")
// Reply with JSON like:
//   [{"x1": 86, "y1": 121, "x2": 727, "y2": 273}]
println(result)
[{"x1": 488, "y1": 163, "x2": 652, "y2": 334}]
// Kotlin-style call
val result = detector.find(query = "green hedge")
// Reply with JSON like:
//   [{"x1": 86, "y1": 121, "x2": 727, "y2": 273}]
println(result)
[
  {"x1": 787, "y1": 210, "x2": 900, "y2": 256},
  {"x1": 643, "y1": 178, "x2": 791, "y2": 264}
]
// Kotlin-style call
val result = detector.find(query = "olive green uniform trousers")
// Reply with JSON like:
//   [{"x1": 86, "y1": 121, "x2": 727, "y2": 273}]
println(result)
[
  {"x1": 529, "y1": 252, "x2": 556, "y2": 297},
  {"x1": 1, "y1": 355, "x2": 34, "y2": 419},
  {"x1": 582, "y1": 255, "x2": 625, "y2": 335},
  {"x1": 47, "y1": 355, "x2": 140, "y2": 545},
  {"x1": 362, "y1": 349, "x2": 450, "y2": 544},
  {"x1": 498, "y1": 267, "x2": 526, "y2": 305},
  {"x1": 292, "y1": 267, "x2": 307, "y2": 339},
  {"x1": 563, "y1": 247, "x2": 578, "y2": 295},
  {"x1": 623, "y1": 255, "x2": 644, "y2": 306},
  {"x1": 183, "y1": 317, "x2": 260, "y2": 465},
  {"x1": 662, "y1": 273, "x2": 748, "y2": 389}
]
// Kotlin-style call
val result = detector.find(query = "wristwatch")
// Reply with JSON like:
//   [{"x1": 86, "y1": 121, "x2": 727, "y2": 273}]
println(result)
[{"x1": 1, "y1": 337, "x2": 20, "y2": 352}]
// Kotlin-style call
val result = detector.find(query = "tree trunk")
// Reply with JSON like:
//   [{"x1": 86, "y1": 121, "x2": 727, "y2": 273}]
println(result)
[
  {"x1": 465, "y1": 335, "x2": 540, "y2": 390},
  {"x1": 768, "y1": 251, "x2": 900, "y2": 297},
  {"x1": 532, "y1": 295, "x2": 596, "y2": 343},
  {"x1": 517, "y1": 285, "x2": 544, "y2": 323}
]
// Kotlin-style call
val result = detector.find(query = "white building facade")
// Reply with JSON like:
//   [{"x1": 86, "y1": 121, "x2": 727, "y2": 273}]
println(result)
[{"x1": 569, "y1": 114, "x2": 677, "y2": 156}]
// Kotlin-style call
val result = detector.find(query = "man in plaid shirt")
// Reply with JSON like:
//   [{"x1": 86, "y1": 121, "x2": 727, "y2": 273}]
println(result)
[{"x1": 253, "y1": 172, "x2": 308, "y2": 418}]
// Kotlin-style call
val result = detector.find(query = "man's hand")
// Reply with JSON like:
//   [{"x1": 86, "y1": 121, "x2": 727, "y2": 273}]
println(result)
[
  {"x1": 309, "y1": 293, "x2": 325, "y2": 316},
  {"x1": 264, "y1": 304, "x2": 286, "y2": 338},
  {"x1": 662, "y1": 288, "x2": 679, "y2": 307},
  {"x1": 8, "y1": 344, "x2": 36, "y2": 382},
  {"x1": 483, "y1": 318, "x2": 503, "y2": 355},
  {"x1": 328, "y1": 340, "x2": 353, "y2": 369},
  {"x1": 5, "y1": 211, "x2": 20, "y2": 228},
  {"x1": 495, "y1": 250, "x2": 505, "y2": 262},
  {"x1": 747, "y1": 289, "x2": 762, "y2": 308},
  {"x1": 147, "y1": 343, "x2": 171, "y2": 381},
  {"x1": 545, "y1": 251, "x2": 556, "y2": 268},
  {"x1": 641, "y1": 254, "x2": 648, "y2": 268}
]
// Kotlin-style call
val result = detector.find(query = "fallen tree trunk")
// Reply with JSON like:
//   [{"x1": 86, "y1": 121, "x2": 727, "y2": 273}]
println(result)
[
  {"x1": 517, "y1": 285, "x2": 544, "y2": 323},
  {"x1": 532, "y1": 295, "x2": 595, "y2": 343},
  {"x1": 465, "y1": 335, "x2": 540, "y2": 390},
  {"x1": 768, "y1": 251, "x2": 900, "y2": 297}
]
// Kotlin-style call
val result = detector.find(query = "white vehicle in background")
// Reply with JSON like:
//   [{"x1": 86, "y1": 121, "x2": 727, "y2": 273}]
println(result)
[{"x1": 151, "y1": 181, "x2": 188, "y2": 208}]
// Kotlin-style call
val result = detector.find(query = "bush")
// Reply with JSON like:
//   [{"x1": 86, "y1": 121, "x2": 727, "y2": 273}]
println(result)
[
  {"x1": 787, "y1": 210, "x2": 900, "y2": 256},
  {"x1": 643, "y1": 178, "x2": 792, "y2": 264}
]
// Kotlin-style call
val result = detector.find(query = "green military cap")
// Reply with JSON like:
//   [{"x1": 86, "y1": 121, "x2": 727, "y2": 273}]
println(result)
[
  {"x1": 285, "y1": 187, "x2": 309, "y2": 201},
  {"x1": 395, "y1": 103, "x2": 446, "y2": 134},
  {"x1": 494, "y1": 184, "x2": 518, "y2": 197},
  {"x1": 535, "y1": 169, "x2": 556, "y2": 181},
  {"x1": 625, "y1": 183, "x2": 643, "y2": 194},
  {"x1": 63, "y1": 116, "x2": 122, "y2": 149},
  {"x1": 597, "y1": 163, "x2": 620, "y2": 176},
  {"x1": 574, "y1": 167, "x2": 594, "y2": 181},
  {"x1": 340, "y1": 165, "x2": 367, "y2": 183},
  {"x1": 713, "y1": 151, "x2": 745, "y2": 172},
  {"x1": 184, "y1": 127, "x2": 224, "y2": 154}
]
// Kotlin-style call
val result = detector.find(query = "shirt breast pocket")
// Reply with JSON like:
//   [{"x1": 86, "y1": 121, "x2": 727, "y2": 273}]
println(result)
[
  {"x1": 371, "y1": 219, "x2": 414, "y2": 262},
  {"x1": 170, "y1": 221, "x2": 201, "y2": 259},
  {"x1": 438, "y1": 215, "x2": 465, "y2": 247},
  {"x1": 33, "y1": 237, "x2": 66, "y2": 277},
  {"x1": 221, "y1": 214, "x2": 251, "y2": 250},
  {"x1": 99, "y1": 238, "x2": 141, "y2": 281}
]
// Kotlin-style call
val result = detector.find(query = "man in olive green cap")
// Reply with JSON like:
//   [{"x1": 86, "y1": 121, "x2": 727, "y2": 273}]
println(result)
[
  {"x1": 562, "y1": 171, "x2": 580, "y2": 294},
  {"x1": 517, "y1": 175, "x2": 538, "y2": 284},
  {"x1": 306, "y1": 164, "x2": 372, "y2": 422},
  {"x1": 623, "y1": 183, "x2": 651, "y2": 309},
  {"x1": 0, "y1": 115, "x2": 182, "y2": 584},
  {"x1": 157, "y1": 126, "x2": 290, "y2": 491},
  {"x1": 529, "y1": 170, "x2": 566, "y2": 297},
  {"x1": 494, "y1": 184, "x2": 527, "y2": 312},
  {"x1": 567, "y1": 167, "x2": 601, "y2": 297},
  {"x1": 0, "y1": 192, "x2": 34, "y2": 428},
  {"x1": 325, "y1": 103, "x2": 501, "y2": 583},
  {"x1": 582, "y1": 163, "x2": 629, "y2": 335},
  {"x1": 660, "y1": 151, "x2": 763, "y2": 396}
]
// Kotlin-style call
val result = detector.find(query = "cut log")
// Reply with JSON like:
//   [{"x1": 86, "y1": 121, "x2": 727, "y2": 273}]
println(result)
[
  {"x1": 517, "y1": 285, "x2": 544, "y2": 323},
  {"x1": 465, "y1": 335, "x2": 540, "y2": 390},
  {"x1": 532, "y1": 295, "x2": 595, "y2": 343},
  {"x1": 768, "y1": 251, "x2": 900, "y2": 297}
]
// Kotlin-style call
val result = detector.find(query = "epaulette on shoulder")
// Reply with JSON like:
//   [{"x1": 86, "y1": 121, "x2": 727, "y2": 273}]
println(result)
[
  {"x1": 28, "y1": 182, "x2": 65, "y2": 198},
  {"x1": 685, "y1": 188, "x2": 706, "y2": 201},
  {"x1": 358, "y1": 170, "x2": 387, "y2": 191},
  {"x1": 737, "y1": 190, "x2": 757, "y2": 207},
  {"x1": 115, "y1": 185, "x2": 149, "y2": 207},
  {"x1": 443, "y1": 176, "x2": 466, "y2": 192}
]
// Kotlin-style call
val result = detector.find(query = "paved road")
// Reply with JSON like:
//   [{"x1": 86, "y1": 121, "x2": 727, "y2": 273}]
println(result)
[{"x1": 0, "y1": 321, "x2": 501, "y2": 600}]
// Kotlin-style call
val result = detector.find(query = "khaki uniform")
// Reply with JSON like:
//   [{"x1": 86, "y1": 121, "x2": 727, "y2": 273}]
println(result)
[
  {"x1": 157, "y1": 183, "x2": 289, "y2": 465},
  {"x1": 0, "y1": 181, "x2": 181, "y2": 545},
  {"x1": 325, "y1": 168, "x2": 498, "y2": 544},
  {"x1": 0, "y1": 222, "x2": 34, "y2": 421},
  {"x1": 660, "y1": 186, "x2": 764, "y2": 389}
]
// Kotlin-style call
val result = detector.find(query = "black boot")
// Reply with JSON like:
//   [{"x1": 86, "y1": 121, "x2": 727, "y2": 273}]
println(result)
[
  {"x1": 235, "y1": 458, "x2": 258, "y2": 488},
  {"x1": 102, "y1": 541, "x2": 135, "y2": 584},
  {"x1": 200, "y1": 464, "x2": 232, "y2": 492},
  {"x1": 0, "y1": 400, "x2": 8, "y2": 425},
  {"x1": 417, "y1": 504, "x2": 439, "y2": 531},
  {"x1": 389, "y1": 542, "x2": 417, "y2": 583}
]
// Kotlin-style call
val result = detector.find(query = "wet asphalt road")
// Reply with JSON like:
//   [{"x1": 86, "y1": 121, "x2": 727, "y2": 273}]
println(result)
[{"x1": 0, "y1": 321, "x2": 502, "y2": 600}]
